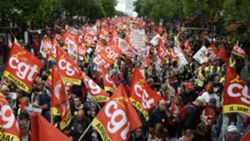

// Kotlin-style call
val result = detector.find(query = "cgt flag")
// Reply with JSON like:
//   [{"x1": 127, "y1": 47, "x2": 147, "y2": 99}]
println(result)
[
  {"x1": 0, "y1": 93, "x2": 20, "y2": 141},
  {"x1": 93, "y1": 42, "x2": 121, "y2": 69},
  {"x1": 157, "y1": 39, "x2": 168, "y2": 64},
  {"x1": 102, "y1": 69, "x2": 116, "y2": 93},
  {"x1": 216, "y1": 44, "x2": 228, "y2": 62},
  {"x1": 3, "y1": 43, "x2": 43, "y2": 93},
  {"x1": 129, "y1": 68, "x2": 162, "y2": 120},
  {"x1": 30, "y1": 113, "x2": 71, "y2": 141},
  {"x1": 40, "y1": 35, "x2": 52, "y2": 59},
  {"x1": 82, "y1": 72, "x2": 110, "y2": 103},
  {"x1": 51, "y1": 66, "x2": 72, "y2": 130},
  {"x1": 223, "y1": 65, "x2": 250, "y2": 116},
  {"x1": 56, "y1": 45, "x2": 82, "y2": 85},
  {"x1": 92, "y1": 85, "x2": 142, "y2": 141},
  {"x1": 241, "y1": 130, "x2": 250, "y2": 141}
]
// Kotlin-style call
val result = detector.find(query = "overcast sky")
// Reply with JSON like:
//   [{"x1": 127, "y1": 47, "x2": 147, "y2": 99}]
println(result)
[
  {"x1": 115, "y1": 0, "x2": 137, "y2": 16},
  {"x1": 115, "y1": 0, "x2": 126, "y2": 13}
]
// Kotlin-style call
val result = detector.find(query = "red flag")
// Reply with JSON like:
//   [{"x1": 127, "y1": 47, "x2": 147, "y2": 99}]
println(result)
[
  {"x1": 48, "y1": 35, "x2": 59, "y2": 61},
  {"x1": 102, "y1": 69, "x2": 116, "y2": 93},
  {"x1": 130, "y1": 68, "x2": 162, "y2": 120},
  {"x1": 40, "y1": 35, "x2": 52, "y2": 59},
  {"x1": 61, "y1": 31, "x2": 80, "y2": 59},
  {"x1": 209, "y1": 43, "x2": 219, "y2": 54},
  {"x1": 99, "y1": 26, "x2": 110, "y2": 42},
  {"x1": 184, "y1": 39, "x2": 192, "y2": 56},
  {"x1": 223, "y1": 65, "x2": 250, "y2": 116},
  {"x1": 241, "y1": 130, "x2": 250, "y2": 141},
  {"x1": 118, "y1": 38, "x2": 136, "y2": 59},
  {"x1": 83, "y1": 33, "x2": 96, "y2": 47},
  {"x1": 157, "y1": 39, "x2": 168, "y2": 64},
  {"x1": 0, "y1": 93, "x2": 20, "y2": 141},
  {"x1": 232, "y1": 44, "x2": 246, "y2": 58},
  {"x1": 56, "y1": 45, "x2": 82, "y2": 85},
  {"x1": 92, "y1": 85, "x2": 142, "y2": 141},
  {"x1": 3, "y1": 43, "x2": 43, "y2": 92},
  {"x1": 216, "y1": 44, "x2": 228, "y2": 62},
  {"x1": 208, "y1": 43, "x2": 219, "y2": 60},
  {"x1": 30, "y1": 113, "x2": 70, "y2": 141},
  {"x1": 82, "y1": 72, "x2": 110, "y2": 103},
  {"x1": 51, "y1": 66, "x2": 72, "y2": 130},
  {"x1": 93, "y1": 42, "x2": 121, "y2": 69}
]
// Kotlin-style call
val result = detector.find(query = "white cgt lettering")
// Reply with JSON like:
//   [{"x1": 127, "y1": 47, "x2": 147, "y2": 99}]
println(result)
[
  {"x1": 84, "y1": 78, "x2": 101, "y2": 95},
  {"x1": 58, "y1": 59, "x2": 75, "y2": 76},
  {"x1": 105, "y1": 74, "x2": 115, "y2": 87},
  {"x1": 54, "y1": 83, "x2": 62, "y2": 100},
  {"x1": 134, "y1": 84, "x2": 154, "y2": 109},
  {"x1": 0, "y1": 105, "x2": 15, "y2": 129},
  {"x1": 105, "y1": 100, "x2": 130, "y2": 140},
  {"x1": 9, "y1": 56, "x2": 38, "y2": 81},
  {"x1": 105, "y1": 47, "x2": 118, "y2": 60},
  {"x1": 227, "y1": 83, "x2": 242, "y2": 97},
  {"x1": 227, "y1": 83, "x2": 250, "y2": 105}
]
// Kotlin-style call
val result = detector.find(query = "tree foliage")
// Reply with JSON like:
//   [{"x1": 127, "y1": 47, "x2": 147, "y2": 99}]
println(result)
[
  {"x1": 0, "y1": 0, "x2": 117, "y2": 24},
  {"x1": 134, "y1": 0, "x2": 250, "y2": 42},
  {"x1": 134, "y1": 0, "x2": 183, "y2": 20}
]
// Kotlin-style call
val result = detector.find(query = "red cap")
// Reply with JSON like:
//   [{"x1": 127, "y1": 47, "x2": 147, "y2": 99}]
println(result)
[
  {"x1": 184, "y1": 82, "x2": 193, "y2": 89},
  {"x1": 201, "y1": 62, "x2": 209, "y2": 66},
  {"x1": 206, "y1": 83, "x2": 214, "y2": 91}
]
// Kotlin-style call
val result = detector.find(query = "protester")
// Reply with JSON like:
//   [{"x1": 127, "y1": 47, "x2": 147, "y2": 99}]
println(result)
[{"x1": 217, "y1": 125, "x2": 240, "y2": 141}]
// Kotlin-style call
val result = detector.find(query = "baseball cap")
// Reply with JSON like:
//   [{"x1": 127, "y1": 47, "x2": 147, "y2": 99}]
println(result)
[
  {"x1": 184, "y1": 82, "x2": 193, "y2": 89},
  {"x1": 227, "y1": 125, "x2": 238, "y2": 133},
  {"x1": 196, "y1": 96, "x2": 206, "y2": 105}
]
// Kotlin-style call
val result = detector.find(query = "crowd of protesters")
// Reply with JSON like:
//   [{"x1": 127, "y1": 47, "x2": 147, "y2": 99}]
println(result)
[{"x1": 0, "y1": 17, "x2": 250, "y2": 141}]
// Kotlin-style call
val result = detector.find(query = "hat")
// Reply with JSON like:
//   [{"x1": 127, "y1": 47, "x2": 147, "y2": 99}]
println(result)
[
  {"x1": 1, "y1": 85, "x2": 10, "y2": 92},
  {"x1": 206, "y1": 83, "x2": 214, "y2": 91},
  {"x1": 159, "y1": 99, "x2": 167, "y2": 105},
  {"x1": 227, "y1": 125, "x2": 238, "y2": 133},
  {"x1": 196, "y1": 96, "x2": 206, "y2": 105},
  {"x1": 184, "y1": 82, "x2": 193, "y2": 89}
]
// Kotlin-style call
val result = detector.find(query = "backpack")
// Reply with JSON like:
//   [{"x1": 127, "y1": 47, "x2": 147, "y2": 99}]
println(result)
[{"x1": 179, "y1": 103, "x2": 196, "y2": 121}]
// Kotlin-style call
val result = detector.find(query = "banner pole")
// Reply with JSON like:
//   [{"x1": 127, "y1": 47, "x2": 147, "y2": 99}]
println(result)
[
  {"x1": 78, "y1": 123, "x2": 92, "y2": 141},
  {"x1": 50, "y1": 112, "x2": 54, "y2": 125}
]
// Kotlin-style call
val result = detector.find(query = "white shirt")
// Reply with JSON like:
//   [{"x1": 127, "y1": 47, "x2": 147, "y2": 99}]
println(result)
[{"x1": 200, "y1": 91, "x2": 220, "y2": 107}]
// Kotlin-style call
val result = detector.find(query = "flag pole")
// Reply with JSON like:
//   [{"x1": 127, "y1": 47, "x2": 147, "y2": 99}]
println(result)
[{"x1": 78, "y1": 123, "x2": 92, "y2": 141}]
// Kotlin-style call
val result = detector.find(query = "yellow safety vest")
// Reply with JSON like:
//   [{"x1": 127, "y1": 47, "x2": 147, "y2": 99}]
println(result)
[{"x1": 229, "y1": 58, "x2": 236, "y2": 68}]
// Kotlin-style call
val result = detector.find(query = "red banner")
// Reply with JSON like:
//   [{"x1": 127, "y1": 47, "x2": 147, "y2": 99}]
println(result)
[
  {"x1": 40, "y1": 35, "x2": 52, "y2": 59},
  {"x1": 130, "y1": 68, "x2": 162, "y2": 120},
  {"x1": 241, "y1": 130, "x2": 250, "y2": 141},
  {"x1": 223, "y1": 65, "x2": 250, "y2": 116},
  {"x1": 30, "y1": 113, "x2": 70, "y2": 141},
  {"x1": 48, "y1": 36, "x2": 59, "y2": 61},
  {"x1": 102, "y1": 69, "x2": 116, "y2": 93},
  {"x1": 99, "y1": 26, "x2": 110, "y2": 42},
  {"x1": 3, "y1": 43, "x2": 43, "y2": 92},
  {"x1": 56, "y1": 46, "x2": 82, "y2": 85},
  {"x1": 82, "y1": 72, "x2": 110, "y2": 103},
  {"x1": 93, "y1": 42, "x2": 121, "y2": 69},
  {"x1": 51, "y1": 66, "x2": 72, "y2": 130},
  {"x1": 83, "y1": 33, "x2": 96, "y2": 47},
  {"x1": 92, "y1": 85, "x2": 142, "y2": 141},
  {"x1": 232, "y1": 44, "x2": 246, "y2": 58},
  {"x1": 217, "y1": 44, "x2": 228, "y2": 62},
  {"x1": 157, "y1": 39, "x2": 168, "y2": 64},
  {"x1": 118, "y1": 38, "x2": 136, "y2": 58},
  {"x1": 61, "y1": 31, "x2": 87, "y2": 60},
  {"x1": 0, "y1": 93, "x2": 20, "y2": 141}
]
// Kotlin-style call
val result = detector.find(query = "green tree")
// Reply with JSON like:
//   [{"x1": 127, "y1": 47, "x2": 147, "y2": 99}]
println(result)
[
  {"x1": 223, "y1": 0, "x2": 250, "y2": 42},
  {"x1": 134, "y1": 0, "x2": 183, "y2": 21}
]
